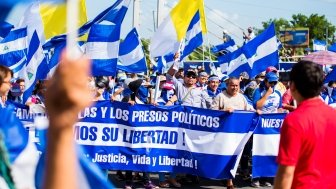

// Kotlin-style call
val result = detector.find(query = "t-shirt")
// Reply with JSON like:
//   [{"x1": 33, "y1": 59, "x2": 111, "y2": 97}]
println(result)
[
  {"x1": 277, "y1": 98, "x2": 336, "y2": 188},
  {"x1": 253, "y1": 87, "x2": 282, "y2": 113},
  {"x1": 211, "y1": 90, "x2": 247, "y2": 110}
]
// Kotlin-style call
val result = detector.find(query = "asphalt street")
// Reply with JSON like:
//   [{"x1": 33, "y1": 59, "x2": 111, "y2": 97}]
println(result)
[{"x1": 108, "y1": 171, "x2": 273, "y2": 189}]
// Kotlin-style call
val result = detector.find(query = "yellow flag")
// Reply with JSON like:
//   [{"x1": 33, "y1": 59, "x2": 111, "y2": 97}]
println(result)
[
  {"x1": 39, "y1": 0, "x2": 87, "y2": 40},
  {"x1": 170, "y1": 0, "x2": 206, "y2": 41}
]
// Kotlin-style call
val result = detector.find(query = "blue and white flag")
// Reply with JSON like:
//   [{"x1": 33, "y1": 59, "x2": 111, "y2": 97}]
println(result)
[
  {"x1": 75, "y1": 101, "x2": 257, "y2": 179},
  {"x1": 313, "y1": 39, "x2": 327, "y2": 51},
  {"x1": 21, "y1": 31, "x2": 49, "y2": 102},
  {"x1": 118, "y1": 28, "x2": 147, "y2": 73},
  {"x1": 211, "y1": 39, "x2": 238, "y2": 54},
  {"x1": 217, "y1": 23, "x2": 279, "y2": 78},
  {"x1": 252, "y1": 113, "x2": 286, "y2": 178},
  {"x1": 79, "y1": 0, "x2": 130, "y2": 36},
  {"x1": 0, "y1": 28, "x2": 28, "y2": 70},
  {"x1": 86, "y1": 24, "x2": 120, "y2": 76}
]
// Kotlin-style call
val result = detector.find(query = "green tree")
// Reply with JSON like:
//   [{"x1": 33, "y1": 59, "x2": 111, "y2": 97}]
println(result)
[{"x1": 261, "y1": 14, "x2": 336, "y2": 45}]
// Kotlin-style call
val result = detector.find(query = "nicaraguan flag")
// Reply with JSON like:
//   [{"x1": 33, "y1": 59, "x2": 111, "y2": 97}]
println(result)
[
  {"x1": 79, "y1": 0, "x2": 130, "y2": 36},
  {"x1": 150, "y1": 0, "x2": 206, "y2": 58},
  {"x1": 118, "y1": 28, "x2": 147, "y2": 73},
  {"x1": 180, "y1": 11, "x2": 203, "y2": 60},
  {"x1": 252, "y1": 113, "x2": 286, "y2": 178},
  {"x1": 0, "y1": 28, "x2": 28, "y2": 69},
  {"x1": 217, "y1": 23, "x2": 279, "y2": 78},
  {"x1": 313, "y1": 39, "x2": 327, "y2": 51},
  {"x1": 21, "y1": 31, "x2": 49, "y2": 103},
  {"x1": 211, "y1": 39, "x2": 238, "y2": 54},
  {"x1": 86, "y1": 24, "x2": 120, "y2": 76}
]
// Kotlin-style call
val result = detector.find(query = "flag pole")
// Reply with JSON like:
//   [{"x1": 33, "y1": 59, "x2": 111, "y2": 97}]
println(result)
[{"x1": 66, "y1": 0, "x2": 81, "y2": 59}]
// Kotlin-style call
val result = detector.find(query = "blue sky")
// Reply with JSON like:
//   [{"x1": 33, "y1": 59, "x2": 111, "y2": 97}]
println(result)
[{"x1": 6, "y1": 0, "x2": 336, "y2": 46}]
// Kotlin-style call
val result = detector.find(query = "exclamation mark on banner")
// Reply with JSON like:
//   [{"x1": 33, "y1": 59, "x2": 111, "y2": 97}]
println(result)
[{"x1": 182, "y1": 132, "x2": 185, "y2": 146}]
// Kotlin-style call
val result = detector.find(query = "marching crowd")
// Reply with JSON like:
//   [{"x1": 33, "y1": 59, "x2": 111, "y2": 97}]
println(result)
[{"x1": 1, "y1": 51, "x2": 336, "y2": 189}]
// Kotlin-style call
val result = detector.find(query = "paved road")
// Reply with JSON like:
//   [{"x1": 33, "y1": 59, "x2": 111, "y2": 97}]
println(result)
[{"x1": 108, "y1": 171, "x2": 273, "y2": 189}]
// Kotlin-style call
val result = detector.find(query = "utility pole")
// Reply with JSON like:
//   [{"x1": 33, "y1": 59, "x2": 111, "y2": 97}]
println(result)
[
  {"x1": 326, "y1": 27, "x2": 329, "y2": 48},
  {"x1": 157, "y1": 0, "x2": 166, "y2": 27},
  {"x1": 133, "y1": 0, "x2": 140, "y2": 30}
]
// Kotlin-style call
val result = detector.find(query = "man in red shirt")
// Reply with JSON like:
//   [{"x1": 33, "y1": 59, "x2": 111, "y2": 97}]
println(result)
[{"x1": 274, "y1": 60, "x2": 336, "y2": 188}]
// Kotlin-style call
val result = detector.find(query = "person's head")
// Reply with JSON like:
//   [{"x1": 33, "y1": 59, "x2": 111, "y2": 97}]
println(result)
[
  {"x1": 239, "y1": 71, "x2": 249, "y2": 82},
  {"x1": 207, "y1": 75, "x2": 220, "y2": 92},
  {"x1": 128, "y1": 79, "x2": 151, "y2": 103},
  {"x1": 33, "y1": 80, "x2": 47, "y2": 96},
  {"x1": 158, "y1": 75, "x2": 167, "y2": 89},
  {"x1": 290, "y1": 60, "x2": 324, "y2": 100},
  {"x1": 255, "y1": 71, "x2": 265, "y2": 84},
  {"x1": 264, "y1": 72, "x2": 279, "y2": 89},
  {"x1": 248, "y1": 27, "x2": 253, "y2": 33},
  {"x1": 266, "y1": 66, "x2": 278, "y2": 74},
  {"x1": 16, "y1": 78, "x2": 25, "y2": 93},
  {"x1": 226, "y1": 77, "x2": 240, "y2": 96},
  {"x1": 175, "y1": 68, "x2": 184, "y2": 79},
  {"x1": 184, "y1": 70, "x2": 197, "y2": 87},
  {"x1": 198, "y1": 71, "x2": 208, "y2": 85},
  {"x1": 0, "y1": 65, "x2": 13, "y2": 96},
  {"x1": 328, "y1": 81, "x2": 336, "y2": 88}
]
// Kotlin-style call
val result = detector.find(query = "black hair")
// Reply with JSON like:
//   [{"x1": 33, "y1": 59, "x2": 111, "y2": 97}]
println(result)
[
  {"x1": 95, "y1": 76, "x2": 109, "y2": 89},
  {"x1": 290, "y1": 60, "x2": 324, "y2": 98},
  {"x1": 0, "y1": 65, "x2": 13, "y2": 85}
]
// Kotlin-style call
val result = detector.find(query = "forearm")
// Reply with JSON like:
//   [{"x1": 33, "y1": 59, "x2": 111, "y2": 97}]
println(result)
[
  {"x1": 274, "y1": 165, "x2": 295, "y2": 189},
  {"x1": 44, "y1": 120, "x2": 77, "y2": 189},
  {"x1": 256, "y1": 95, "x2": 269, "y2": 110}
]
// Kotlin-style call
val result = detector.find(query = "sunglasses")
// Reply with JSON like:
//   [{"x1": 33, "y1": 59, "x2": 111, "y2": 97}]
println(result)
[
  {"x1": 269, "y1": 81, "x2": 278, "y2": 85},
  {"x1": 186, "y1": 75, "x2": 196, "y2": 79}
]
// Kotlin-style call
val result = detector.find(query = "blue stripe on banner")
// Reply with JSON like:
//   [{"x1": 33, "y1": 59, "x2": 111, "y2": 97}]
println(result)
[
  {"x1": 253, "y1": 113, "x2": 286, "y2": 134},
  {"x1": 82, "y1": 146, "x2": 238, "y2": 179},
  {"x1": 91, "y1": 59, "x2": 118, "y2": 76},
  {"x1": 252, "y1": 155, "x2": 277, "y2": 178}
]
